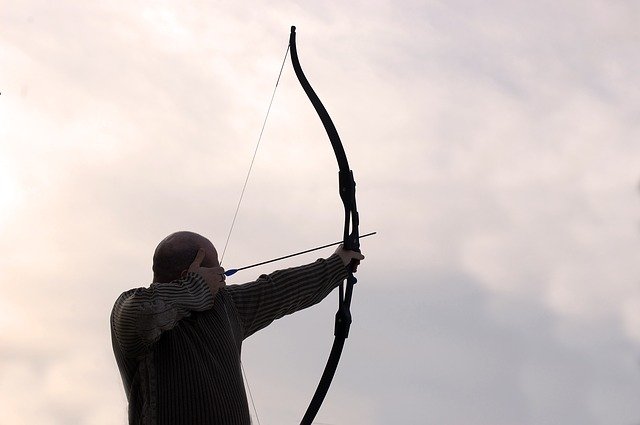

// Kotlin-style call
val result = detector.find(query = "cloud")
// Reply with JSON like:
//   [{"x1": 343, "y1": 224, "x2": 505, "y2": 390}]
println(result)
[{"x1": 1, "y1": 0, "x2": 639, "y2": 424}]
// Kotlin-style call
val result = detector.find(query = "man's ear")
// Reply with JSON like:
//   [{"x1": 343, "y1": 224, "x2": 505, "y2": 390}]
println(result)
[{"x1": 181, "y1": 269, "x2": 188, "y2": 278}]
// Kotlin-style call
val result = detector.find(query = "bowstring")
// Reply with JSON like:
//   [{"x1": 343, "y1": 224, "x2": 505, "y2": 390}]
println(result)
[
  {"x1": 220, "y1": 43, "x2": 291, "y2": 425},
  {"x1": 220, "y1": 43, "x2": 290, "y2": 265}
]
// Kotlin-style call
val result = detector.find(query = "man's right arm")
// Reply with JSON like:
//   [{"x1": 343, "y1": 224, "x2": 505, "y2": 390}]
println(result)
[{"x1": 111, "y1": 272, "x2": 214, "y2": 358}]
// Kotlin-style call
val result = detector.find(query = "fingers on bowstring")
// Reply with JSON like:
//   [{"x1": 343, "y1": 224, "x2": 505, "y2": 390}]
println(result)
[{"x1": 188, "y1": 248, "x2": 206, "y2": 272}]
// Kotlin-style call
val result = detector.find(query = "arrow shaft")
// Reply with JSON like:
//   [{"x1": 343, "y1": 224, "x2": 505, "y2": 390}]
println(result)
[{"x1": 224, "y1": 231, "x2": 376, "y2": 276}]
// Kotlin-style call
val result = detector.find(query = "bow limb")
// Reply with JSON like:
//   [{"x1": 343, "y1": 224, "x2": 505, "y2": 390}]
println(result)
[{"x1": 289, "y1": 26, "x2": 361, "y2": 425}]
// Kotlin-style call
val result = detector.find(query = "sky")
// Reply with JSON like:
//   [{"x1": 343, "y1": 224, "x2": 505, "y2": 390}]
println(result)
[{"x1": 1, "y1": 1, "x2": 639, "y2": 424}]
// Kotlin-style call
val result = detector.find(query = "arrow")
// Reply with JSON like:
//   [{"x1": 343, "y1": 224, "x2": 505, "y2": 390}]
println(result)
[{"x1": 224, "y1": 231, "x2": 376, "y2": 276}]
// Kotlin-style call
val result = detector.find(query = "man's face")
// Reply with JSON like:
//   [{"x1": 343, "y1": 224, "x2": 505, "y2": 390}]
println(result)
[
  {"x1": 200, "y1": 242, "x2": 220, "y2": 269},
  {"x1": 196, "y1": 241, "x2": 226, "y2": 286}
]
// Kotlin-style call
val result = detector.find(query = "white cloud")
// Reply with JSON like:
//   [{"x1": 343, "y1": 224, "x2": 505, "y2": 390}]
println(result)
[{"x1": 2, "y1": 0, "x2": 639, "y2": 424}]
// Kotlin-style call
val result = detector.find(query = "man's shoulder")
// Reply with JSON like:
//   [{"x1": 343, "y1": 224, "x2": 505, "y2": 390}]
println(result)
[
  {"x1": 114, "y1": 286, "x2": 144, "y2": 302},
  {"x1": 110, "y1": 286, "x2": 146, "y2": 318}
]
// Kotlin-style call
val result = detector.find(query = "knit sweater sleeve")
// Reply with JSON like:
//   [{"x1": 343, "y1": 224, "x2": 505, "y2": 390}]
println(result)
[
  {"x1": 225, "y1": 254, "x2": 348, "y2": 339},
  {"x1": 111, "y1": 272, "x2": 214, "y2": 358}
]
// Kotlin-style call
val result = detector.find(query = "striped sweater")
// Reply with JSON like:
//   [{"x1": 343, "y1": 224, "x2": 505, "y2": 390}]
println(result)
[{"x1": 110, "y1": 254, "x2": 348, "y2": 425}]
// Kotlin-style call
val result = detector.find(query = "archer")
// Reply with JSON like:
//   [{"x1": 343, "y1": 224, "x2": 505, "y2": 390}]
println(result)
[{"x1": 110, "y1": 230, "x2": 364, "y2": 424}]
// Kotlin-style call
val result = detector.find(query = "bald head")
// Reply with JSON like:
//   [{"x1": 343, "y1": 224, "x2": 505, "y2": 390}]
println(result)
[{"x1": 152, "y1": 231, "x2": 219, "y2": 283}]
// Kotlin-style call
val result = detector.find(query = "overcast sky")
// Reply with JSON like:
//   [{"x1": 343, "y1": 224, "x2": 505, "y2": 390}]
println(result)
[{"x1": 1, "y1": 1, "x2": 639, "y2": 424}]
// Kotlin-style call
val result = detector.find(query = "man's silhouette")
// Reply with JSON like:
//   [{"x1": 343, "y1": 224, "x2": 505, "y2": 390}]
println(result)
[{"x1": 110, "y1": 231, "x2": 364, "y2": 424}]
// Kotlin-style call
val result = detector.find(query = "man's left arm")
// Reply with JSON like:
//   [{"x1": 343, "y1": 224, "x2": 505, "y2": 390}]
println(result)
[{"x1": 226, "y1": 251, "x2": 358, "y2": 339}]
